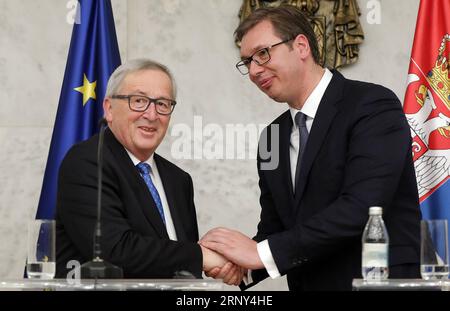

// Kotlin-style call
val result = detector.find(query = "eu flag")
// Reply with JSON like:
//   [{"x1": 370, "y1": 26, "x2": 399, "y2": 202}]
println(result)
[{"x1": 36, "y1": 0, "x2": 121, "y2": 219}]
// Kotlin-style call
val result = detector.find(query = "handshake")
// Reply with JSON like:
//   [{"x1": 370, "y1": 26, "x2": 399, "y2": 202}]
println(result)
[{"x1": 199, "y1": 227, "x2": 264, "y2": 286}]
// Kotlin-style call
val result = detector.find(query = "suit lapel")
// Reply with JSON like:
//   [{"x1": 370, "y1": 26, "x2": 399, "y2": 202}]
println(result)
[
  {"x1": 261, "y1": 111, "x2": 296, "y2": 225},
  {"x1": 294, "y1": 71, "x2": 344, "y2": 207},
  {"x1": 154, "y1": 154, "x2": 188, "y2": 241},
  {"x1": 264, "y1": 112, "x2": 295, "y2": 198},
  {"x1": 104, "y1": 129, "x2": 168, "y2": 238}
]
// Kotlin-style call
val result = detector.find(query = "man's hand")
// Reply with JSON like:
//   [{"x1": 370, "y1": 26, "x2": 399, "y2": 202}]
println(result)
[
  {"x1": 200, "y1": 227, "x2": 264, "y2": 270},
  {"x1": 205, "y1": 263, "x2": 246, "y2": 286},
  {"x1": 201, "y1": 245, "x2": 244, "y2": 285},
  {"x1": 200, "y1": 244, "x2": 228, "y2": 271}
]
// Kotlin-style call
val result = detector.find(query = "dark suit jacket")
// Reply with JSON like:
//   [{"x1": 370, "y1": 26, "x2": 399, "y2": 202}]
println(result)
[
  {"x1": 248, "y1": 70, "x2": 421, "y2": 291},
  {"x1": 55, "y1": 129, "x2": 202, "y2": 278}
]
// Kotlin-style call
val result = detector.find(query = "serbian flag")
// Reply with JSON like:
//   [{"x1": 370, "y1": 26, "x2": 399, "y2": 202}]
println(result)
[{"x1": 403, "y1": 0, "x2": 450, "y2": 223}]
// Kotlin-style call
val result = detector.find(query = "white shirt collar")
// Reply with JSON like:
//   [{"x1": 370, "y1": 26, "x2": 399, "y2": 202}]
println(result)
[
  {"x1": 125, "y1": 149, "x2": 155, "y2": 170},
  {"x1": 124, "y1": 149, "x2": 178, "y2": 241},
  {"x1": 289, "y1": 68, "x2": 333, "y2": 127}
]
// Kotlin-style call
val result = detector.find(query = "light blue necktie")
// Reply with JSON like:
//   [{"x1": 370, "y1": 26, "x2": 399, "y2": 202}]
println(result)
[
  {"x1": 136, "y1": 162, "x2": 166, "y2": 225},
  {"x1": 294, "y1": 111, "x2": 309, "y2": 195}
]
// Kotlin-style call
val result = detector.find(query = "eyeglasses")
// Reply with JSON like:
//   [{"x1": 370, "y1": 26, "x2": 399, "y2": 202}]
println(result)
[
  {"x1": 112, "y1": 95, "x2": 177, "y2": 115},
  {"x1": 235, "y1": 38, "x2": 294, "y2": 75}
]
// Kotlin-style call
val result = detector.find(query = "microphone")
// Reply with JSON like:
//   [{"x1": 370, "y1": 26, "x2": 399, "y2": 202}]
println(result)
[{"x1": 80, "y1": 118, "x2": 123, "y2": 279}]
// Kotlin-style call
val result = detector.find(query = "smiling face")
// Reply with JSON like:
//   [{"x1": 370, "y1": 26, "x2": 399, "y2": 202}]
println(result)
[
  {"x1": 103, "y1": 69, "x2": 173, "y2": 161},
  {"x1": 240, "y1": 20, "x2": 308, "y2": 106}
]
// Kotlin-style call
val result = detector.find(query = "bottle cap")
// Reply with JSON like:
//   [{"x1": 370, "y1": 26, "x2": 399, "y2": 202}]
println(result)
[{"x1": 369, "y1": 206, "x2": 383, "y2": 215}]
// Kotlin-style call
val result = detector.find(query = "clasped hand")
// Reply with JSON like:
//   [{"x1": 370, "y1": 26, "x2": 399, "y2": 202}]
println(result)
[{"x1": 199, "y1": 227, "x2": 264, "y2": 286}]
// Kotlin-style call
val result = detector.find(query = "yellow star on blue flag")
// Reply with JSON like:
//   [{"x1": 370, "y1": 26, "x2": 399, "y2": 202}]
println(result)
[
  {"x1": 74, "y1": 74, "x2": 97, "y2": 105},
  {"x1": 35, "y1": 0, "x2": 121, "y2": 221}
]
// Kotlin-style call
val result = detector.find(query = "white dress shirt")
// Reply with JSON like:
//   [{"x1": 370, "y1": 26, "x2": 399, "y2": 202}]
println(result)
[
  {"x1": 257, "y1": 68, "x2": 333, "y2": 279},
  {"x1": 126, "y1": 149, "x2": 178, "y2": 241}
]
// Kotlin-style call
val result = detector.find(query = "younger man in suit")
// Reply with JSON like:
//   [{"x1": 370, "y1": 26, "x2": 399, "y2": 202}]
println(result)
[{"x1": 201, "y1": 6, "x2": 422, "y2": 290}]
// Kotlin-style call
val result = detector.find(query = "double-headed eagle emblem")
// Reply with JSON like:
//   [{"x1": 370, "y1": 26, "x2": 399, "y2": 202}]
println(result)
[{"x1": 404, "y1": 34, "x2": 450, "y2": 201}]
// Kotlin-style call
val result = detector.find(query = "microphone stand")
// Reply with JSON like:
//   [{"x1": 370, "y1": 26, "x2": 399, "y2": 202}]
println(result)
[{"x1": 80, "y1": 119, "x2": 123, "y2": 279}]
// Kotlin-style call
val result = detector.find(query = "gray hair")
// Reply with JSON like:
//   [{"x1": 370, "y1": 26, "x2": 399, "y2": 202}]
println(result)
[{"x1": 105, "y1": 58, "x2": 177, "y2": 99}]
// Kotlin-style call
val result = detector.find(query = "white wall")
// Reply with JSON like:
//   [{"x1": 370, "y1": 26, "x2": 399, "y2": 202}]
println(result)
[{"x1": 0, "y1": 0, "x2": 420, "y2": 290}]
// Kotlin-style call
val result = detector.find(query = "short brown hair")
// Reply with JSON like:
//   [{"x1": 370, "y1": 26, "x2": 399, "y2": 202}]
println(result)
[{"x1": 235, "y1": 5, "x2": 320, "y2": 64}]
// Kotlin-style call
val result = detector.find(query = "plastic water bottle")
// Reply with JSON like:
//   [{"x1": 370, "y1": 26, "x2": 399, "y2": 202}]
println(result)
[{"x1": 362, "y1": 206, "x2": 389, "y2": 281}]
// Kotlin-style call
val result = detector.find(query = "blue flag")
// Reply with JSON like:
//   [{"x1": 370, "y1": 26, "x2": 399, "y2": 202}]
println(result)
[{"x1": 36, "y1": 0, "x2": 121, "y2": 219}]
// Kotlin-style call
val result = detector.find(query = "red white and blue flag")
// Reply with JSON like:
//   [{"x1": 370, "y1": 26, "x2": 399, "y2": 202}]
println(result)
[{"x1": 403, "y1": 0, "x2": 450, "y2": 221}]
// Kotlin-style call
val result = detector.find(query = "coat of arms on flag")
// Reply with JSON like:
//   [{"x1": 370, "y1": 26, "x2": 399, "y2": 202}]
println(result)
[
  {"x1": 403, "y1": 0, "x2": 450, "y2": 228},
  {"x1": 404, "y1": 33, "x2": 450, "y2": 202}
]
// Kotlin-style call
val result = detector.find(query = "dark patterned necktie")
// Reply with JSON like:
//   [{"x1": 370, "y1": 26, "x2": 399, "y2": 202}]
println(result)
[{"x1": 294, "y1": 112, "x2": 309, "y2": 194}]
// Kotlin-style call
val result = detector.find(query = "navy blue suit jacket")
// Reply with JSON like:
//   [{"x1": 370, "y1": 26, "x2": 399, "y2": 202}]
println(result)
[
  {"x1": 55, "y1": 129, "x2": 202, "y2": 278},
  {"x1": 248, "y1": 70, "x2": 421, "y2": 290}
]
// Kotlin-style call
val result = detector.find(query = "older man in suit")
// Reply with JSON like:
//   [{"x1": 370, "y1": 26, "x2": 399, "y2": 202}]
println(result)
[
  {"x1": 201, "y1": 6, "x2": 422, "y2": 290},
  {"x1": 56, "y1": 59, "x2": 242, "y2": 283}
]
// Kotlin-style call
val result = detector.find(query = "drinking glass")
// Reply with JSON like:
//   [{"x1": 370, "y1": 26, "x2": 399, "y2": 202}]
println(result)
[
  {"x1": 27, "y1": 219, "x2": 56, "y2": 279},
  {"x1": 420, "y1": 219, "x2": 449, "y2": 280}
]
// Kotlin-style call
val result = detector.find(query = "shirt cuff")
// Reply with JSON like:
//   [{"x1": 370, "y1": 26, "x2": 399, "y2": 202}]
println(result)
[
  {"x1": 257, "y1": 239, "x2": 281, "y2": 279},
  {"x1": 243, "y1": 268, "x2": 253, "y2": 285}
]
